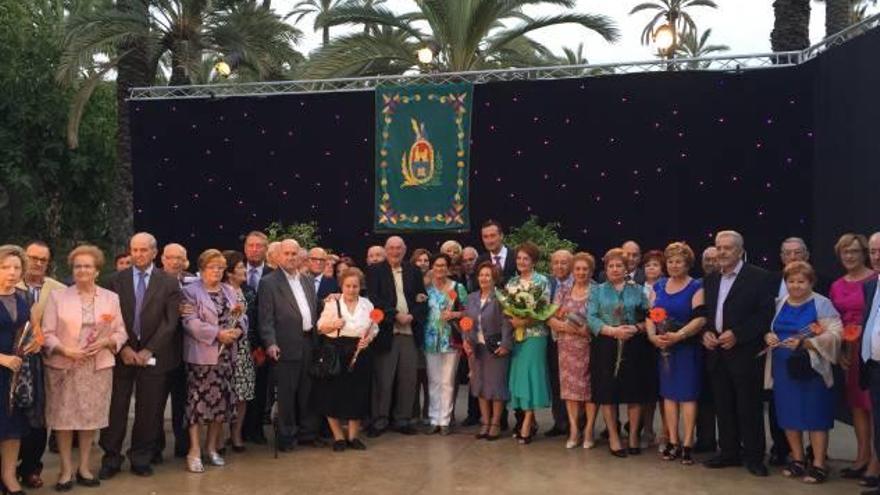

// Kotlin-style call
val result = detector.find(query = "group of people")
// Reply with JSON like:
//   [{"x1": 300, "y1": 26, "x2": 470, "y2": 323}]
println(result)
[{"x1": 1, "y1": 222, "x2": 880, "y2": 493}]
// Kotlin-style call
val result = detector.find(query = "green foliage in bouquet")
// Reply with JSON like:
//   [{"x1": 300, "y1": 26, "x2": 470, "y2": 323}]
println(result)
[{"x1": 505, "y1": 216, "x2": 577, "y2": 274}]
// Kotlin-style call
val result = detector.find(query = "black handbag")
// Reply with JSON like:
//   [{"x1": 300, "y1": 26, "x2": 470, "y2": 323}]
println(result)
[
  {"x1": 484, "y1": 333, "x2": 503, "y2": 355},
  {"x1": 308, "y1": 300, "x2": 342, "y2": 380},
  {"x1": 786, "y1": 346, "x2": 819, "y2": 381},
  {"x1": 12, "y1": 357, "x2": 35, "y2": 410}
]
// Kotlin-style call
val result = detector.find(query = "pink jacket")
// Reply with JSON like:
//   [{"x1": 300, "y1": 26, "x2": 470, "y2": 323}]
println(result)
[
  {"x1": 182, "y1": 281, "x2": 247, "y2": 365},
  {"x1": 41, "y1": 286, "x2": 128, "y2": 371}
]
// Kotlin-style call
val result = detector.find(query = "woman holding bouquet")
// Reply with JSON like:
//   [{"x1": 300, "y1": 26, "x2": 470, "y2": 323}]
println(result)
[
  {"x1": 221, "y1": 250, "x2": 256, "y2": 452},
  {"x1": 463, "y1": 262, "x2": 513, "y2": 441},
  {"x1": 42, "y1": 245, "x2": 127, "y2": 489},
  {"x1": 587, "y1": 248, "x2": 652, "y2": 457},
  {"x1": 181, "y1": 250, "x2": 243, "y2": 473},
  {"x1": 646, "y1": 242, "x2": 706, "y2": 465},
  {"x1": 505, "y1": 242, "x2": 553, "y2": 445},
  {"x1": 764, "y1": 261, "x2": 841, "y2": 484},
  {"x1": 0, "y1": 245, "x2": 42, "y2": 495},
  {"x1": 547, "y1": 252, "x2": 598, "y2": 449},
  {"x1": 423, "y1": 254, "x2": 469, "y2": 435},
  {"x1": 314, "y1": 267, "x2": 378, "y2": 451}
]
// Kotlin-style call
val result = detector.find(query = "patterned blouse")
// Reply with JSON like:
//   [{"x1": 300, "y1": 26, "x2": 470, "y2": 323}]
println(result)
[
  {"x1": 423, "y1": 280, "x2": 469, "y2": 354},
  {"x1": 505, "y1": 272, "x2": 552, "y2": 339},
  {"x1": 587, "y1": 281, "x2": 650, "y2": 336}
]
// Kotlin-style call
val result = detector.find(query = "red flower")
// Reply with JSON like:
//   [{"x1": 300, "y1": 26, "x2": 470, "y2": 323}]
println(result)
[
  {"x1": 843, "y1": 324, "x2": 862, "y2": 343},
  {"x1": 369, "y1": 309, "x2": 385, "y2": 323},
  {"x1": 252, "y1": 347, "x2": 266, "y2": 367},
  {"x1": 649, "y1": 307, "x2": 668, "y2": 324},
  {"x1": 447, "y1": 290, "x2": 458, "y2": 302},
  {"x1": 100, "y1": 313, "x2": 113, "y2": 324},
  {"x1": 459, "y1": 316, "x2": 474, "y2": 333}
]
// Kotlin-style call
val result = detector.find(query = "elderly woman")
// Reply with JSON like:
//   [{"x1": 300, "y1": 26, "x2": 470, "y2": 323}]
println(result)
[
  {"x1": 463, "y1": 262, "x2": 512, "y2": 441},
  {"x1": 314, "y1": 267, "x2": 378, "y2": 451},
  {"x1": 422, "y1": 254, "x2": 468, "y2": 435},
  {"x1": 547, "y1": 252, "x2": 598, "y2": 449},
  {"x1": 765, "y1": 261, "x2": 841, "y2": 484},
  {"x1": 0, "y1": 246, "x2": 41, "y2": 495},
  {"x1": 221, "y1": 250, "x2": 256, "y2": 452},
  {"x1": 828, "y1": 233, "x2": 879, "y2": 482},
  {"x1": 643, "y1": 250, "x2": 665, "y2": 302},
  {"x1": 588, "y1": 248, "x2": 652, "y2": 457},
  {"x1": 506, "y1": 242, "x2": 552, "y2": 445},
  {"x1": 181, "y1": 249, "x2": 244, "y2": 473},
  {"x1": 646, "y1": 242, "x2": 706, "y2": 465},
  {"x1": 42, "y1": 245, "x2": 127, "y2": 490}
]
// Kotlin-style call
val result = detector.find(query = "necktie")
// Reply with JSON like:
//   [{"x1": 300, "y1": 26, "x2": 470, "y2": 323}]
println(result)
[
  {"x1": 314, "y1": 277, "x2": 321, "y2": 293},
  {"x1": 30, "y1": 286, "x2": 40, "y2": 303},
  {"x1": 134, "y1": 270, "x2": 147, "y2": 340},
  {"x1": 248, "y1": 267, "x2": 258, "y2": 290},
  {"x1": 493, "y1": 255, "x2": 501, "y2": 268}
]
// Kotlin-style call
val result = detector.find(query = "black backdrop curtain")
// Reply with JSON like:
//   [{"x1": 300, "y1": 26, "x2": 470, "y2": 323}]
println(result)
[{"x1": 131, "y1": 28, "x2": 876, "y2": 273}]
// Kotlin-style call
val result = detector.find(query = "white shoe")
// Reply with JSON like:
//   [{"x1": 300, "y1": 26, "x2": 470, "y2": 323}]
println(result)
[
  {"x1": 565, "y1": 438, "x2": 579, "y2": 449},
  {"x1": 205, "y1": 451, "x2": 225, "y2": 466},
  {"x1": 583, "y1": 439, "x2": 596, "y2": 449},
  {"x1": 186, "y1": 456, "x2": 205, "y2": 473}
]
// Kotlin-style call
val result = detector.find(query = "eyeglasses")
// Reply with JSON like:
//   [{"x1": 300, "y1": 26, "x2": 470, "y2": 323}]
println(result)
[{"x1": 27, "y1": 256, "x2": 49, "y2": 265}]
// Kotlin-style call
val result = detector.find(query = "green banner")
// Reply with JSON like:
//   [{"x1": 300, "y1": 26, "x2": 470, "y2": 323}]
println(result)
[{"x1": 375, "y1": 83, "x2": 472, "y2": 232}]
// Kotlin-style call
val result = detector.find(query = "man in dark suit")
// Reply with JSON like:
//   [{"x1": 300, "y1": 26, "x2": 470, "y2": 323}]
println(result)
[
  {"x1": 100, "y1": 232, "x2": 181, "y2": 479},
  {"x1": 258, "y1": 239, "x2": 319, "y2": 451},
  {"x1": 474, "y1": 220, "x2": 517, "y2": 285},
  {"x1": 701, "y1": 230, "x2": 775, "y2": 477},
  {"x1": 243, "y1": 231, "x2": 274, "y2": 445},
  {"x1": 860, "y1": 268, "x2": 880, "y2": 495},
  {"x1": 155, "y1": 243, "x2": 193, "y2": 460},
  {"x1": 367, "y1": 236, "x2": 428, "y2": 437},
  {"x1": 307, "y1": 247, "x2": 340, "y2": 304}
]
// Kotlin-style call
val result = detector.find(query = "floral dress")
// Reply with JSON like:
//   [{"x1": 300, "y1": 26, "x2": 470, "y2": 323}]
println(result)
[
  {"x1": 232, "y1": 289, "x2": 256, "y2": 402},
  {"x1": 554, "y1": 284, "x2": 592, "y2": 402},
  {"x1": 185, "y1": 291, "x2": 237, "y2": 425},
  {"x1": 423, "y1": 281, "x2": 469, "y2": 354}
]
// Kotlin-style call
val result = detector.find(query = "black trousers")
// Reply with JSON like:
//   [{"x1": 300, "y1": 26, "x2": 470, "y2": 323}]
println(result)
[
  {"x1": 709, "y1": 358, "x2": 765, "y2": 463},
  {"x1": 243, "y1": 362, "x2": 270, "y2": 440},
  {"x1": 17, "y1": 427, "x2": 47, "y2": 477},
  {"x1": 100, "y1": 365, "x2": 168, "y2": 469},
  {"x1": 156, "y1": 364, "x2": 188, "y2": 456},
  {"x1": 696, "y1": 364, "x2": 717, "y2": 450},
  {"x1": 866, "y1": 361, "x2": 880, "y2": 459},
  {"x1": 546, "y1": 339, "x2": 567, "y2": 430}
]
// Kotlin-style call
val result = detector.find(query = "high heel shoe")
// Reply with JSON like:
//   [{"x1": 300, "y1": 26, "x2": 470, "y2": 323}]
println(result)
[
  {"x1": 661, "y1": 443, "x2": 680, "y2": 461},
  {"x1": 609, "y1": 447, "x2": 627, "y2": 458},
  {"x1": 76, "y1": 472, "x2": 100, "y2": 487},
  {"x1": 54, "y1": 478, "x2": 73, "y2": 492},
  {"x1": 517, "y1": 434, "x2": 532, "y2": 445},
  {"x1": 680, "y1": 447, "x2": 694, "y2": 465},
  {"x1": 565, "y1": 436, "x2": 580, "y2": 449},
  {"x1": 185, "y1": 456, "x2": 205, "y2": 473},
  {"x1": 475, "y1": 423, "x2": 489, "y2": 440},
  {"x1": 486, "y1": 423, "x2": 501, "y2": 441},
  {"x1": 841, "y1": 464, "x2": 868, "y2": 479}
]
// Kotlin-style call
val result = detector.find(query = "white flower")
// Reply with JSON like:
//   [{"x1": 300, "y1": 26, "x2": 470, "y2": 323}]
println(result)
[{"x1": 507, "y1": 286, "x2": 518, "y2": 295}]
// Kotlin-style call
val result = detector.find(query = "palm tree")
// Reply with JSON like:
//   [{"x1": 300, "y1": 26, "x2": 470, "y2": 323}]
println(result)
[
  {"x1": 674, "y1": 28, "x2": 728, "y2": 68},
  {"x1": 58, "y1": 0, "x2": 302, "y2": 247},
  {"x1": 770, "y1": 0, "x2": 811, "y2": 51},
  {"x1": 303, "y1": 0, "x2": 618, "y2": 78},
  {"x1": 289, "y1": 0, "x2": 345, "y2": 45},
  {"x1": 825, "y1": 0, "x2": 854, "y2": 35},
  {"x1": 559, "y1": 43, "x2": 588, "y2": 65},
  {"x1": 629, "y1": 0, "x2": 718, "y2": 53}
]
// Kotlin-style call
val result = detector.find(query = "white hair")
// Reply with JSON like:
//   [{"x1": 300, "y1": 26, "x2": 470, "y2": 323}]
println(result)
[
  {"x1": 131, "y1": 232, "x2": 158, "y2": 250},
  {"x1": 715, "y1": 230, "x2": 744, "y2": 249},
  {"x1": 781, "y1": 237, "x2": 808, "y2": 253}
]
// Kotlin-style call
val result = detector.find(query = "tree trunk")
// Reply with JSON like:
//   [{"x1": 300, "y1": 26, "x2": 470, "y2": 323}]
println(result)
[
  {"x1": 323, "y1": 26, "x2": 330, "y2": 45},
  {"x1": 112, "y1": 0, "x2": 150, "y2": 250},
  {"x1": 826, "y1": 0, "x2": 853, "y2": 36},
  {"x1": 771, "y1": 0, "x2": 811, "y2": 51}
]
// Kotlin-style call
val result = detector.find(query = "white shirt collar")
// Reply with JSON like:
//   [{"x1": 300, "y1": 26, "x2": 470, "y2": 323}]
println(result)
[
  {"x1": 135, "y1": 263, "x2": 154, "y2": 276},
  {"x1": 283, "y1": 268, "x2": 299, "y2": 281},
  {"x1": 722, "y1": 259, "x2": 744, "y2": 277}
]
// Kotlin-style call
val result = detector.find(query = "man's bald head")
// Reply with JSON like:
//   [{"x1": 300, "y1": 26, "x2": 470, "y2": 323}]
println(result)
[
  {"x1": 161, "y1": 243, "x2": 188, "y2": 277},
  {"x1": 384, "y1": 236, "x2": 406, "y2": 267}
]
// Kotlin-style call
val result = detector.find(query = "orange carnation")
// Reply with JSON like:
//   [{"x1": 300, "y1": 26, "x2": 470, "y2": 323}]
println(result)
[
  {"x1": 100, "y1": 313, "x2": 113, "y2": 324},
  {"x1": 459, "y1": 316, "x2": 474, "y2": 333},
  {"x1": 369, "y1": 308, "x2": 385, "y2": 323},
  {"x1": 649, "y1": 307, "x2": 668, "y2": 324},
  {"x1": 843, "y1": 324, "x2": 863, "y2": 343}
]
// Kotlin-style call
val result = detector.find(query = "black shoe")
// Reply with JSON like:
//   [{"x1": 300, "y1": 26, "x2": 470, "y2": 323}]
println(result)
[
  {"x1": 231, "y1": 444, "x2": 246, "y2": 453},
  {"x1": 97, "y1": 466, "x2": 119, "y2": 480},
  {"x1": 861, "y1": 476, "x2": 880, "y2": 488},
  {"x1": 393, "y1": 425, "x2": 418, "y2": 435},
  {"x1": 746, "y1": 462, "x2": 769, "y2": 477},
  {"x1": 130, "y1": 465, "x2": 153, "y2": 477},
  {"x1": 332, "y1": 440, "x2": 347, "y2": 452},
  {"x1": 424, "y1": 426, "x2": 441, "y2": 435},
  {"x1": 703, "y1": 456, "x2": 742, "y2": 469},
  {"x1": 609, "y1": 447, "x2": 627, "y2": 458},
  {"x1": 150, "y1": 451, "x2": 163, "y2": 465},
  {"x1": 366, "y1": 427, "x2": 385, "y2": 438},
  {"x1": 54, "y1": 479, "x2": 73, "y2": 492},
  {"x1": 627, "y1": 447, "x2": 642, "y2": 456},
  {"x1": 76, "y1": 473, "x2": 100, "y2": 487},
  {"x1": 347, "y1": 439, "x2": 367, "y2": 451},
  {"x1": 843, "y1": 464, "x2": 870, "y2": 479},
  {"x1": 544, "y1": 426, "x2": 567, "y2": 438}
]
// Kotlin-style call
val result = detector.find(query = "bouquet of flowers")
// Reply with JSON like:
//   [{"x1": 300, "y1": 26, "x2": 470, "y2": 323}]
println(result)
[
  {"x1": 221, "y1": 303, "x2": 245, "y2": 353},
  {"x1": 496, "y1": 280, "x2": 557, "y2": 343}
]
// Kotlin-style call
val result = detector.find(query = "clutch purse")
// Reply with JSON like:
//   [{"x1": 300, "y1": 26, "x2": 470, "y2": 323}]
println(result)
[
  {"x1": 565, "y1": 312, "x2": 587, "y2": 329},
  {"x1": 484, "y1": 334, "x2": 503, "y2": 355}
]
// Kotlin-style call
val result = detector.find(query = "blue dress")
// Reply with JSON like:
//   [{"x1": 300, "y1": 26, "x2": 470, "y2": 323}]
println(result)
[
  {"x1": 654, "y1": 278, "x2": 703, "y2": 402},
  {"x1": 0, "y1": 292, "x2": 31, "y2": 439},
  {"x1": 771, "y1": 300, "x2": 834, "y2": 431}
]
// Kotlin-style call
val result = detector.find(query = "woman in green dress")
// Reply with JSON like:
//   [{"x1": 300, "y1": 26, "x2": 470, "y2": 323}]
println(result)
[{"x1": 506, "y1": 242, "x2": 552, "y2": 444}]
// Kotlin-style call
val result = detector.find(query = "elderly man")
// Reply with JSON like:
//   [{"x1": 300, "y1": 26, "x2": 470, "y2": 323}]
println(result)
[
  {"x1": 599, "y1": 240, "x2": 646, "y2": 284},
  {"x1": 244, "y1": 231, "x2": 272, "y2": 292},
  {"x1": 101, "y1": 233, "x2": 181, "y2": 479},
  {"x1": 701, "y1": 247, "x2": 719, "y2": 278},
  {"x1": 367, "y1": 236, "x2": 428, "y2": 437},
  {"x1": 460, "y1": 246, "x2": 479, "y2": 292},
  {"x1": 266, "y1": 241, "x2": 281, "y2": 269},
  {"x1": 366, "y1": 245, "x2": 386, "y2": 266},
  {"x1": 15, "y1": 241, "x2": 66, "y2": 489},
  {"x1": 258, "y1": 239, "x2": 319, "y2": 451},
  {"x1": 869, "y1": 232, "x2": 880, "y2": 272},
  {"x1": 702, "y1": 230, "x2": 774, "y2": 477},
  {"x1": 155, "y1": 243, "x2": 193, "y2": 460},
  {"x1": 545, "y1": 250, "x2": 574, "y2": 437},
  {"x1": 307, "y1": 247, "x2": 339, "y2": 303}
]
